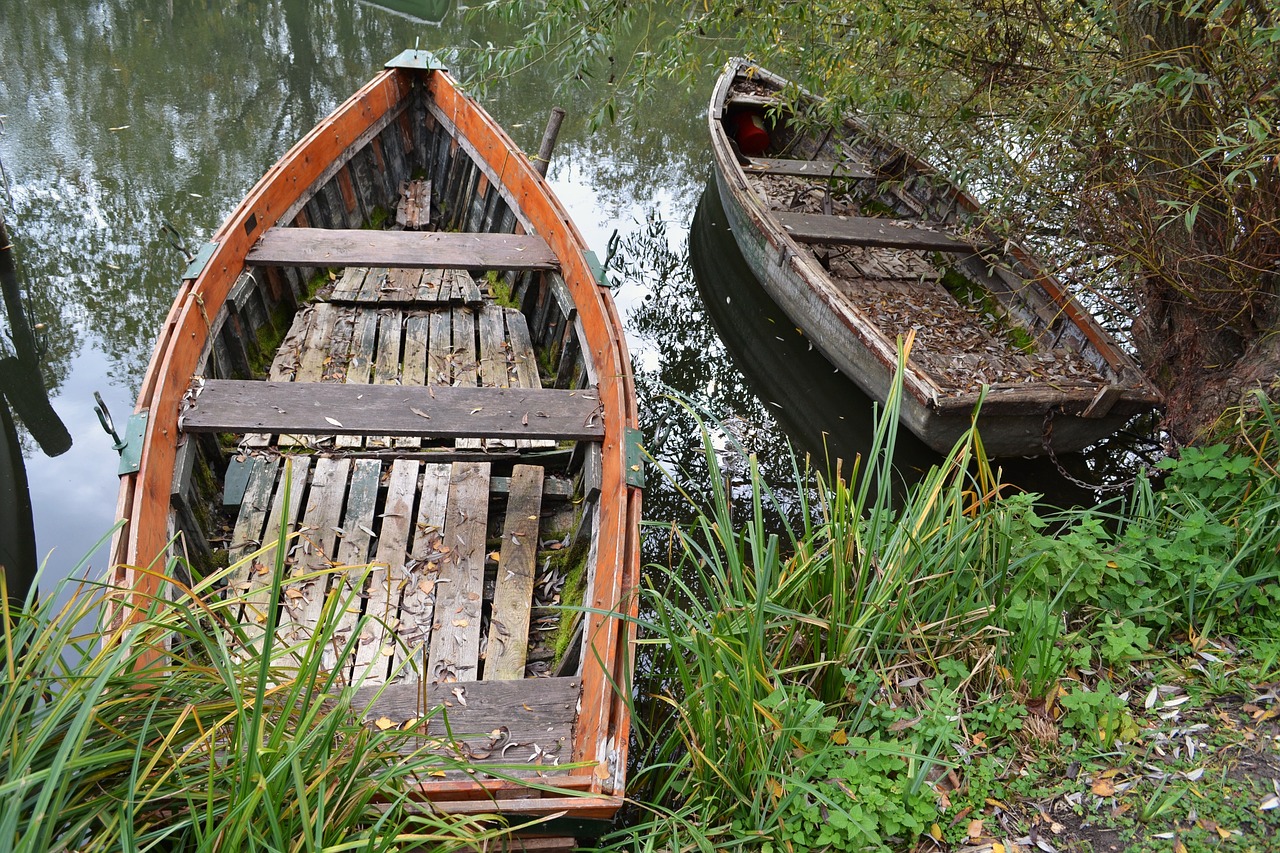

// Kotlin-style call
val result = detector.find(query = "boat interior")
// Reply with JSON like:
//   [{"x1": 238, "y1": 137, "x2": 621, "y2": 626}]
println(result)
[{"x1": 163, "y1": 79, "x2": 613, "y2": 781}]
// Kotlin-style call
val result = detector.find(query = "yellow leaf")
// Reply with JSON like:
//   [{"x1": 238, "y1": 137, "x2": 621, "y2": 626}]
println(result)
[
  {"x1": 488, "y1": 551, "x2": 501, "y2": 562},
  {"x1": 992, "y1": 844, "x2": 1005, "y2": 853},
  {"x1": 374, "y1": 717, "x2": 394, "y2": 731},
  {"x1": 452, "y1": 618, "x2": 469, "y2": 628},
  {"x1": 831, "y1": 729, "x2": 848, "y2": 745},
  {"x1": 594, "y1": 763, "x2": 611, "y2": 780},
  {"x1": 930, "y1": 824, "x2": 943, "y2": 842},
  {"x1": 1091, "y1": 778, "x2": 1116, "y2": 796},
  {"x1": 1174, "y1": 840, "x2": 1188, "y2": 853},
  {"x1": 767, "y1": 778, "x2": 784, "y2": 799}
]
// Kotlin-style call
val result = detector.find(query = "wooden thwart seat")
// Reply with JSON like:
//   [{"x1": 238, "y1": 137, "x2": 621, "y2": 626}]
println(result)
[
  {"x1": 773, "y1": 211, "x2": 982, "y2": 253},
  {"x1": 246, "y1": 227, "x2": 559, "y2": 271},
  {"x1": 182, "y1": 380, "x2": 604, "y2": 440},
  {"x1": 745, "y1": 157, "x2": 875, "y2": 180}
]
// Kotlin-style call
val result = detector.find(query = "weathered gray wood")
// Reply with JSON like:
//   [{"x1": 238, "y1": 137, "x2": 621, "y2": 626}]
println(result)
[
  {"x1": 457, "y1": 270, "x2": 483, "y2": 305},
  {"x1": 183, "y1": 381, "x2": 604, "y2": 440},
  {"x1": 453, "y1": 306, "x2": 482, "y2": 451},
  {"x1": 241, "y1": 457, "x2": 311, "y2": 655},
  {"x1": 774, "y1": 211, "x2": 981, "y2": 253},
  {"x1": 477, "y1": 302, "x2": 514, "y2": 450},
  {"x1": 396, "y1": 314, "x2": 431, "y2": 449},
  {"x1": 396, "y1": 179, "x2": 432, "y2": 229},
  {"x1": 505, "y1": 308, "x2": 542, "y2": 390},
  {"x1": 391, "y1": 462, "x2": 451, "y2": 680},
  {"x1": 336, "y1": 310, "x2": 380, "y2": 450},
  {"x1": 427, "y1": 307, "x2": 453, "y2": 385},
  {"x1": 227, "y1": 457, "x2": 281, "y2": 587},
  {"x1": 426, "y1": 462, "x2": 490, "y2": 682},
  {"x1": 352, "y1": 459, "x2": 419, "y2": 683},
  {"x1": 417, "y1": 268, "x2": 446, "y2": 303},
  {"x1": 278, "y1": 457, "x2": 351, "y2": 650},
  {"x1": 745, "y1": 157, "x2": 875, "y2": 180},
  {"x1": 357, "y1": 267, "x2": 389, "y2": 303},
  {"x1": 247, "y1": 228, "x2": 559, "y2": 271},
  {"x1": 331, "y1": 267, "x2": 367, "y2": 300},
  {"x1": 294, "y1": 303, "x2": 340, "y2": 383},
  {"x1": 368, "y1": 309, "x2": 404, "y2": 448},
  {"x1": 485, "y1": 465, "x2": 544, "y2": 681},
  {"x1": 326, "y1": 458, "x2": 383, "y2": 673},
  {"x1": 351, "y1": 676, "x2": 580, "y2": 764}
]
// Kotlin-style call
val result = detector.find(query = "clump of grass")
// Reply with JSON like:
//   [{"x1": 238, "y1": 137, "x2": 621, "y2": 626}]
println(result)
[{"x1": 0, "y1": 469, "x2": 535, "y2": 851}]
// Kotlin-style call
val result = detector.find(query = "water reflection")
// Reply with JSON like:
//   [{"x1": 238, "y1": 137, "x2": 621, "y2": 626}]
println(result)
[
  {"x1": 1, "y1": 216, "x2": 71, "y2": 604},
  {"x1": 360, "y1": 0, "x2": 453, "y2": 23}
]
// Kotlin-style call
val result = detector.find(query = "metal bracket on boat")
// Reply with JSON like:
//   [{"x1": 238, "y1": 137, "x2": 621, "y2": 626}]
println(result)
[
  {"x1": 624, "y1": 427, "x2": 646, "y2": 489},
  {"x1": 385, "y1": 48, "x2": 448, "y2": 72},
  {"x1": 182, "y1": 242, "x2": 219, "y2": 281},
  {"x1": 95, "y1": 391, "x2": 148, "y2": 475},
  {"x1": 585, "y1": 250, "x2": 611, "y2": 289}
]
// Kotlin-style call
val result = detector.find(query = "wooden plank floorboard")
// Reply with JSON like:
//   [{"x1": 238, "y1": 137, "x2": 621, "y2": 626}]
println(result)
[
  {"x1": 325, "y1": 458, "x2": 382, "y2": 674},
  {"x1": 351, "y1": 675, "x2": 579, "y2": 766},
  {"x1": 247, "y1": 228, "x2": 559, "y2": 271},
  {"x1": 278, "y1": 457, "x2": 350, "y2": 650},
  {"x1": 397, "y1": 313, "x2": 431, "y2": 449},
  {"x1": 485, "y1": 465, "x2": 543, "y2": 681},
  {"x1": 352, "y1": 459, "x2": 419, "y2": 684},
  {"x1": 774, "y1": 211, "x2": 981, "y2": 253},
  {"x1": 426, "y1": 462, "x2": 490, "y2": 683},
  {"x1": 745, "y1": 157, "x2": 875, "y2": 180},
  {"x1": 184, "y1": 381, "x2": 606, "y2": 441},
  {"x1": 391, "y1": 461, "x2": 451, "y2": 681},
  {"x1": 330, "y1": 267, "x2": 368, "y2": 300},
  {"x1": 241, "y1": 457, "x2": 310, "y2": 655}
]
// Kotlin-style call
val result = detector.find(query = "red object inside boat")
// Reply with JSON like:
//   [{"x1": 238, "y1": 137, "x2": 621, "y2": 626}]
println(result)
[{"x1": 730, "y1": 111, "x2": 770, "y2": 156}]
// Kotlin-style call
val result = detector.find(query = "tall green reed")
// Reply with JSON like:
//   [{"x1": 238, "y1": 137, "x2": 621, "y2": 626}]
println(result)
[{"x1": 608, "y1": 352, "x2": 1047, "y2": 850}]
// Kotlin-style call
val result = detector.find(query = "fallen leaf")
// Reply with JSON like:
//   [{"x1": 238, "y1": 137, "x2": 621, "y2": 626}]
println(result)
[
  {"x1": 411, "y1": 407, "x2": 431, "y2": 419},
  {"x1": 452, "y1": 618, "x2": 469, "y2": 628},
  {"x1": 325, "y1": 416, "x2": 344, "y2": 427},
  {"x1": 831, "y1": 729, "x2": 848, "y2": 745},
  {"x1": 967, "y1": 818, "x2": 984, "y2": 839},
  {"x1": 1091, "y1": 778, "x2": 1116, "y2": 797},
  {"x1": 374, "y1": 717, "x2": 394, "y2": 730}
]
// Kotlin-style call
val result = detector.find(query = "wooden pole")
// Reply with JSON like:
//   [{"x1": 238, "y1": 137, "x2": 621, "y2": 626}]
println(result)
[{"x1": 534, "y1": 107, "x2": 566, "y2": 177}]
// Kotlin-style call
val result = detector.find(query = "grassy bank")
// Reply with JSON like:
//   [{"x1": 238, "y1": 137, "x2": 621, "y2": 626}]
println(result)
[{"x1": 609, "y1": 381, "x2": 1280, "y2": 852}]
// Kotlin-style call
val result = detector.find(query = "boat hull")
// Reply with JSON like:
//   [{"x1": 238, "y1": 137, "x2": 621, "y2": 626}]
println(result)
[
  {"x1": 109, "y1": 52, "x2": 640, "y2": 829},
  {"x1": 708, "y1": 59, "x2": 1160, "y2": 457}
]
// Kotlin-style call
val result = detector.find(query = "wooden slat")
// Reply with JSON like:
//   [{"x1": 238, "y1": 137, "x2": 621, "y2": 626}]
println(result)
[
  {"x1": 247, "y1": 228, "x2": 559, "y2": 271},
  {"x1": 426, "y1": 462, "x2": 490, "y2": 682},
  {"x1": 453, "y1": 305, "x2": 482, "y2": 451},
  {"x1": 325, "y1": 458, "x2": 383, "y2": 674},
  {"x1": 745, "y1": 157, "x2": 875, "y2": 180},
  {"x1": 336, "y1": 310, "x2": 380, "y2": 450},
  {"x1": 358, "y1": 267, "x2": 390, "y2": 302},
  {"x1": 484, "y1": 465, "x2": 544, "y2": 681},
  {"x1": 351, "y1": 675, "x2": 580, "y2": 763},
  {"x1": 773, "y1": 211, "x2": 981, "y2": 253},
  {"x1": 397, "y1": 314, "x2": 431, "y2": 449},
  {"x1": 352, "y1": 459, "x2": 419, "y2": 684},
  {"x1": 330, "y1": 267, "x2": 367, "y2": 300},
  {"x1": 418, "y1": 268, "x2": 446, "y2": 303},
  {"x1": 427, "y1": 307, "x2": 453, "y2": 384},
  {"x1": 241, "y1": 457, "x2": 310, "y2": 655},
  {"x1": 227, "y1": 457, "x2": 280, "y2": 574},
  {"x1": 278, "y1": 457, "x2": 351, "y2": 651},
  {"x1": 369, "y1": 308, "x2": 404, "y2": 448},
  {"x1": 184, "y1": 380, "x2": 604, "y2": 440},
  {"x1": 391, "y1": 462, "x2": 451, "y2": 680}
]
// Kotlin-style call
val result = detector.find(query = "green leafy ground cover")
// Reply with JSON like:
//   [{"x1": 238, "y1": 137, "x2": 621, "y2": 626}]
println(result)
[{"x1": 608, "y1": 382, "x2": 1280, "y2": 853}]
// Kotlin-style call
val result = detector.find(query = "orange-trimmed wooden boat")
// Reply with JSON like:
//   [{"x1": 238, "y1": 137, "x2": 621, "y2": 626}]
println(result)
[
  {"x1": 710, "y1": 58, "x2": 1161, "y2": 456},
  {"x1": 109, "y1": 50, "x2": 641, "y2": 833}
]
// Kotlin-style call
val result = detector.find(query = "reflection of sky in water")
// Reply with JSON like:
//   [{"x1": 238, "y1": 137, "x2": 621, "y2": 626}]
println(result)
[{"x1": 23, "y1": 339, "x2": 130, "y2": 584}]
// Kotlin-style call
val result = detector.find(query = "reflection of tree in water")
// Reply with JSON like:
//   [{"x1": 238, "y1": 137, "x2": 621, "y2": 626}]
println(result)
[
  {"x1": 0, "y1": 0, "x2": 711, "y2": 400},
  {"x1": 612, "y1": 209, "x2": 818, "y2": 544}
]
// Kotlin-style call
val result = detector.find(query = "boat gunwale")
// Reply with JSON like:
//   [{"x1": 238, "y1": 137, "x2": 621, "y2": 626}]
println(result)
[
  {"x1": 708, "y1": 58, "x2": 1162, "y2": 417},
  {"x1": 110, "y1": 61, "x2": 641, "y2": 817}
]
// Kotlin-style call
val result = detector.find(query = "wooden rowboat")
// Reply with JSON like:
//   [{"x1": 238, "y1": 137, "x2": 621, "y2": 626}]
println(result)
[
  {"x1": 709, "y1": 59, "x2": 1161, "y2": 456},
  {"x1": 109, "y1": 50, "x2": 641, "y2": 831}
]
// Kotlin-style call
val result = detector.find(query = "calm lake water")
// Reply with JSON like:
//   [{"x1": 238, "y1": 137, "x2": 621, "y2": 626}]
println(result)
[{"x1": 0, "y1": 0, "x2": 1108, "y2": 593}]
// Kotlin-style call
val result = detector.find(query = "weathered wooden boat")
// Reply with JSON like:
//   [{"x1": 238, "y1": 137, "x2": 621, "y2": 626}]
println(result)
[
  {"x1": 108, "y1": 50, "x2": 642, "y2": 834},
  {"x1": 709, "y1": 58, "x2": 1161, "y2": 456}
]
